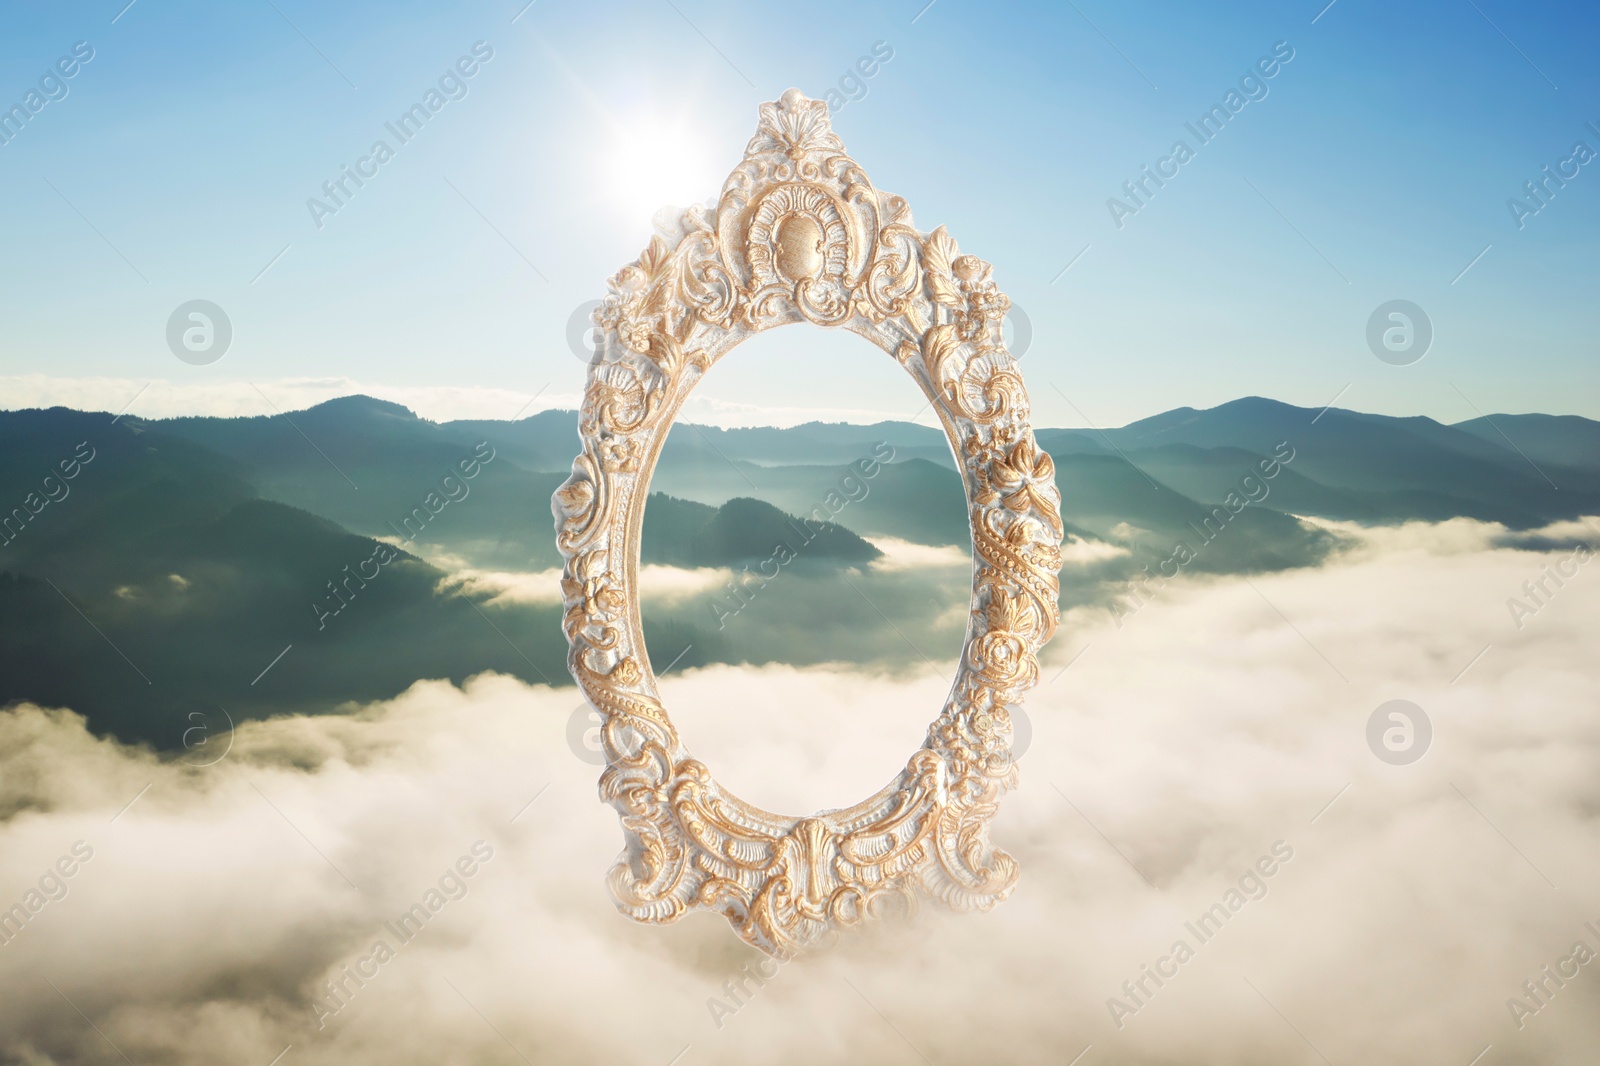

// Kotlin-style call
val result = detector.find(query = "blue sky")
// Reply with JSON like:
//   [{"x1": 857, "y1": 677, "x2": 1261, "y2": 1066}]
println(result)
[{"x1": 0, "y1": 0, "x2": 1596, "y2": 426}]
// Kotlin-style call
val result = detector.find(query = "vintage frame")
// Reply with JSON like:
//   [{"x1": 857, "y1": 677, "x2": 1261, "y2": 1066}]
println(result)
[{"x1": 552, "y1": 89, "x2": 1062, "y2": 956}]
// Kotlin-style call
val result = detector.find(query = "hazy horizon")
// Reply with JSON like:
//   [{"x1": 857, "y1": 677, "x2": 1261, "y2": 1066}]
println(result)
[{"x1": 2, "y1": 381, "x2": 1592, "y2": 430}]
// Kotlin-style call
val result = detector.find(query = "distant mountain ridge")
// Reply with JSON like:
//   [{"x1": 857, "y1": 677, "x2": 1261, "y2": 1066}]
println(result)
[
  {"x1": 13, "y1": 393, "x2": 1595, "y2": 550},
  {"x1": 15, "y1": 392, "x2": 1598, "y2": 560},
  {"x1": 2, "y1": 394, "x2": 1593, "y2": 747},
  {"x1": 0, "y1": 406, "x2": 877, "y2": 743}
]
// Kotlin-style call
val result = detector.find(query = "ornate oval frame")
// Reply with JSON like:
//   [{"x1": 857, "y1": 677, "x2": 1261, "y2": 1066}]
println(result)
[{"x1": 552, "y1": 89, "x2": 1062, "y2": 957}]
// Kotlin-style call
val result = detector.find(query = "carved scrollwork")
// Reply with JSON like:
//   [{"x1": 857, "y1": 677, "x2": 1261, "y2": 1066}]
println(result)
[{"x1": 552, "y1": 88, "x2": 1062, "y2": 957}]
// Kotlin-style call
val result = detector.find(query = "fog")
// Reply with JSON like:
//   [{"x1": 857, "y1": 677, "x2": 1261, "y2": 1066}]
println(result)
[{"x1": 1, "y1": 517, "x2": 1596, "y2": 1065}]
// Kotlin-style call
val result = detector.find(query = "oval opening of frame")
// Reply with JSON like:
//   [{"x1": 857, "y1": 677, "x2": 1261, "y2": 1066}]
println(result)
[
  {"x1": 552, "y1": 88, "x2": 1063, "y2": 956},
  {"x1": 636, "y1": 328, "x2": 973, "y2": 813}
]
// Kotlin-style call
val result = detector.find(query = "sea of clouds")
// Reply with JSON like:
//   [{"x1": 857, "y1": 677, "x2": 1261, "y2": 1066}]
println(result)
[{"x1": 1, "y1": 517, "x2": 1597, "y2": 1065}]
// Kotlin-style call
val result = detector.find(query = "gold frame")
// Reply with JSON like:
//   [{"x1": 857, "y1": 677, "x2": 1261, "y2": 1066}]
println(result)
[{"x1": 552, "y1": 89, "x2": 1062, "y2": 956}]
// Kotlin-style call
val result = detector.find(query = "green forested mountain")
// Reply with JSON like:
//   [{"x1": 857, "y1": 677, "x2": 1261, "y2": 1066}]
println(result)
[{"x1": 2, "y1": 395, "x2": 1593, "y2": 745}]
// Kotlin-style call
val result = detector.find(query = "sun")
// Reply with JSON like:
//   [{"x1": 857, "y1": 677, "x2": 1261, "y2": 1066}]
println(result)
[{"x1": 602, "y1": 113, "x2": 723, "y2": 223}]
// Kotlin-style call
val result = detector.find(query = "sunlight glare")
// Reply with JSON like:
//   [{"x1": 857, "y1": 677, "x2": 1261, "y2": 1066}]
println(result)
[{"x1": 603, "y1": 114, "x2": 723, "y2": 223}]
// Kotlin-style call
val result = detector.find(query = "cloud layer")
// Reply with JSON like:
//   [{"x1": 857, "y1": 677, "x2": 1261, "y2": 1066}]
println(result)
[{"x1": 1, "y1": 519, "x2": 1597, "y2": 1065}]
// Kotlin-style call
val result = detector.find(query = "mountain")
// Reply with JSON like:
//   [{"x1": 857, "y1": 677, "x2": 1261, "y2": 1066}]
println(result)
[
  {"x1": 1098, "y1": 397, "x2": 1600, "y2": 527},
  {"x1": 142, "y1": 394, "x2": 1600, "y2": 548},
  {"x1": 5, "y1": 394, "x2": 1595, "y2": 746},
  {"x1": 0, "y1": 408, "x2": 897, "y2": 744},
  {"x1": 1452, "y1": 413, "x2": 1600, "y2": 477},
  {"x1": 439, "y1": 407, "x2": 585, "y2": 472},
  {"x1": 0, "y1": 408, "x2": 583, "y2": 744},
  {"x1": 642, "y1": 495, "x2": 882, "y2": 568},
  {"x1": 663, "y1": 420, "x2": 954, "y2": 468}
]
